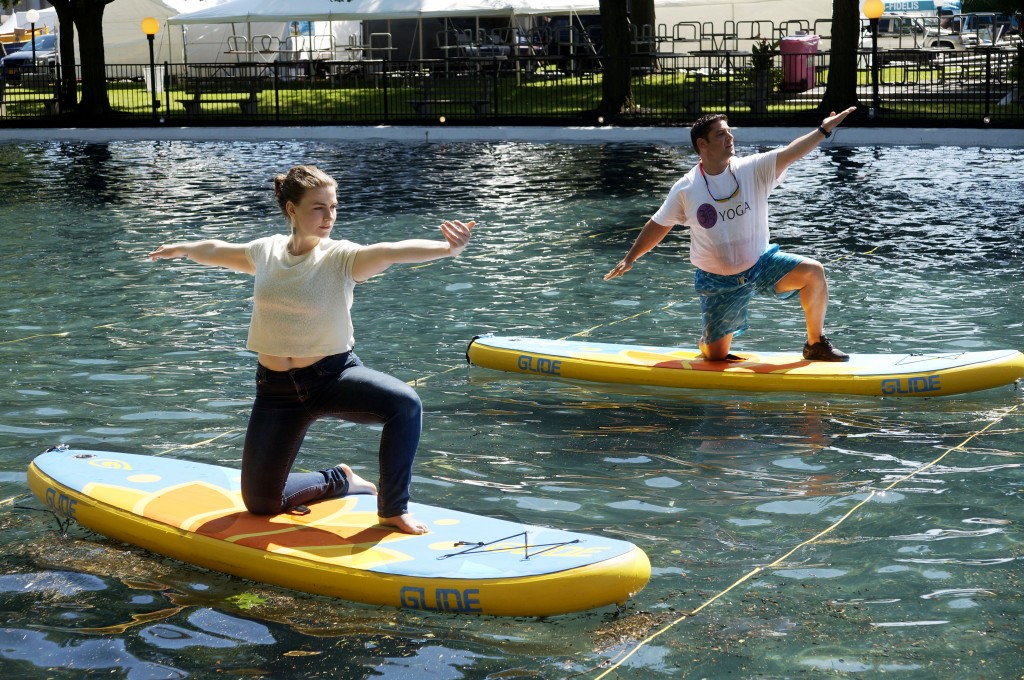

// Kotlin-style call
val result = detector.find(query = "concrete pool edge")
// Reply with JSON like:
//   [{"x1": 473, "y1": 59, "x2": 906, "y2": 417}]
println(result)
[{"x1": 3, "y1": 125, "x2": 1022, "y2": 147}]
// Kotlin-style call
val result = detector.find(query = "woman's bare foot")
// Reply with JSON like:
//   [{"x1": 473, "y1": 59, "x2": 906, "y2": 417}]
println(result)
[
  {"x1": 379, "y1": 513, "x2": 429, "y2": 535},
  {"x1": 338, "y1": 464, "x2": 377, "y2": 496}
]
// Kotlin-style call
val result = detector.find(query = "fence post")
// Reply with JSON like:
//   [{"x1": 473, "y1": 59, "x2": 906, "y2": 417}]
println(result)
[
  {"x1": 50, "y1": 62, "x2": 60, "y2": 111},
  {"x1": 162, "y1": 61, "x2": 170, "y2": 120},
  {"x1": 273, "y1": 61, "x2": 280, "y2": 123},
  {"x1": 492, "y1": 61, "x2": 499, "y2": 117},
  {"x1": 984, "y1": 49, "x2": 992, "y2": 120},
  {"x1": 383, "y1": 58, "x2": 390, "y2": 121},
  {"x1": 725, "y1": 51, "x2": 732, "y2": 116}
]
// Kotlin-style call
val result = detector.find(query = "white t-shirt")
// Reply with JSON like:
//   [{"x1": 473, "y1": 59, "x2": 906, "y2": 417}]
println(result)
[
  {"x1": 245, "y1": 234, "x2": 364, "y2": 357},
  {"x1": 650, "y1": 149, "x2": 785, "y2": 275}
]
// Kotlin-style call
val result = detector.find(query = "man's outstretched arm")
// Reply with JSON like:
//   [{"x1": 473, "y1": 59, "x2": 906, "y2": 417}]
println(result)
[{"x1": 775, "y1": 106, "x2": 857, "y2": 177}]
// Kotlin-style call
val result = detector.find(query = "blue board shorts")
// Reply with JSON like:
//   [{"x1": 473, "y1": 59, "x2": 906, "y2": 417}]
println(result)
[{"x1": 694, "y1": 244, "x2": 805, "y2": 345}]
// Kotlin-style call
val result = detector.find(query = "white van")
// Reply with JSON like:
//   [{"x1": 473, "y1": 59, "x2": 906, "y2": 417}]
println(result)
[{"x1": 860, "y1": 14, "x2": 978, "y2": 54}]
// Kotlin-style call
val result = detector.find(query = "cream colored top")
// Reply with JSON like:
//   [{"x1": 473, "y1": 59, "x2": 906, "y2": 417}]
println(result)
[{"x1": 245, "y1": 234, "x2": 363, "y2": 357}]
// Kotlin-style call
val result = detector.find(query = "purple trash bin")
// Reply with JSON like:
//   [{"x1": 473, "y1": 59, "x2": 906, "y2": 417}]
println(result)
[{"x1": 779, "y1": 34, "x2": 820, "y2": 91}]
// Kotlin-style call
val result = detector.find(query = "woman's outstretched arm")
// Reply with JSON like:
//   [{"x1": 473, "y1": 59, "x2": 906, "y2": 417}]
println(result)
[
  {"x1": 351, "y1": 219, "x2": 474, "y2": 282},
  {"x1": 148, "y1": 240, "x2": 254, "y2": 274}
]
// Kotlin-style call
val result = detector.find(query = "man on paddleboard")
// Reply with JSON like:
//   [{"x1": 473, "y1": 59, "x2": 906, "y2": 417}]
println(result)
[{"x1": 604, "y1": 109, "x2": 856, "y2": 362}]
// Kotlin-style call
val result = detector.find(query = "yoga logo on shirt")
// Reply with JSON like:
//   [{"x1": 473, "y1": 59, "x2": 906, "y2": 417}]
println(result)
[
  {"x1": 697, "y1": 201, "x2": 751, "y2": 229},
  {"x1": 696, "y1": 203, "x2": 717, "y2": 229}
]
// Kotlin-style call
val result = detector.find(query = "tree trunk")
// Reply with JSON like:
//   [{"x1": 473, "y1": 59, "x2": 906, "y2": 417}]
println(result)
[
  {"x1": 73, "y1": 0, "x2": 115, "y2": 118},
  {"x1": 598, "y1": 0, "x2": 632, "y2": 120},
  {"x1": 48, "y1": 0, "x2": 78, "y2": 112},
  {"x1": 820, "y1": 0, "x2": 861, "y2": 114}
]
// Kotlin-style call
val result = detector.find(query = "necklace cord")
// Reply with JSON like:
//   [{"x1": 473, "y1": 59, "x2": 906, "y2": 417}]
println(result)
[{"x1": 699, "y1": 161, "x2": 740, "y2": 203}]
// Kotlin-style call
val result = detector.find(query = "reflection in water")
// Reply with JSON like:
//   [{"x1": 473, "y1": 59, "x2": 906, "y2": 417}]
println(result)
[
  {"x1": 58, "y1": 143, "x2": 123, "y2": 207},
  {"x1": 0, "y1": 140, "x2": 1021, "y2": 678}
]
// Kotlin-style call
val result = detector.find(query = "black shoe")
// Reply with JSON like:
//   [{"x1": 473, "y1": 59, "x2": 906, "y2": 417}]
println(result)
[{"x1": 803, "y1": 336, "x2": 850, "y2": 362}]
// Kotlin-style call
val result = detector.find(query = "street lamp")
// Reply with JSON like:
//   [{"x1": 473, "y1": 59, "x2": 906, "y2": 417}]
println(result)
[
  {"x1": 26, "y1": 9, "x2": 39, "y2": 72},
  {"x1": 863, "y1": 0, "x2": 884, "y2": 112},
  {"x1": 935, "y1": 0, "x2": 946, "y2": 38},
  {"x1": 141, "y1": 17, "x2": 160, "y2": 120}
]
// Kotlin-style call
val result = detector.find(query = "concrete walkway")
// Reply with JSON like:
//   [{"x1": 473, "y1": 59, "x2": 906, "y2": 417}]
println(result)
[{"x1": 1, "y1": 125, "x2": 1022, "y2": 147}]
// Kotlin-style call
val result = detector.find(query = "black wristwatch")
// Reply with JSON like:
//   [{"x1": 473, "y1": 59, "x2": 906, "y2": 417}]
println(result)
[{"x1": 817, "y1": 125, "x2": 832, "y2": 138}]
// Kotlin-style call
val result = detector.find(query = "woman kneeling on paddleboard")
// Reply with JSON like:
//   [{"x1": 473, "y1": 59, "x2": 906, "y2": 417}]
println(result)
[{"x1": 149, "y1": 165, "x2": 474, "y2": 535}]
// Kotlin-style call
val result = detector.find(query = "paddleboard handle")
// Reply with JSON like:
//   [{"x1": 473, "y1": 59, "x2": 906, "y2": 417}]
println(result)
[
  {"x1": 44, "y1": 444, "x2": 97, "y2": 461},
  {"x1": 466, "y1": 335, "x2": 483, "y2": 364}
]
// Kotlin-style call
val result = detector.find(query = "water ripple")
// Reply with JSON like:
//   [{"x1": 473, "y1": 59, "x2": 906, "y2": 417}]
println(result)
[
  {"x1": 890, "y1": 528, "x2": 1005, "y2": 541},
  {"x1": 1, "y1": 139, "x2": 1022, "y2": 679}
]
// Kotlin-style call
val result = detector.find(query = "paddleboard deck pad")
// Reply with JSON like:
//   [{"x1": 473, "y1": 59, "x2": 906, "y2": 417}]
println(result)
[
  {"x1": 467, "y1": 335, "x2": 1024, "y2": 397},
  {"x1": 29, "y1": 447, "x2": 650, "y2": 617}
]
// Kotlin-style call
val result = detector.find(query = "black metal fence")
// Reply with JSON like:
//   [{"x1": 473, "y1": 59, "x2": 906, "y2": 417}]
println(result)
[{"x1": 0, "y1": 49, "x2": 1020, "y2": 127}]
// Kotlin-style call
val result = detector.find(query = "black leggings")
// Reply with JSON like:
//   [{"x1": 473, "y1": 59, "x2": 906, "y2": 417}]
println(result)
[{"x1": 241, "y1": 352, "x2": 422, "y2": 518}]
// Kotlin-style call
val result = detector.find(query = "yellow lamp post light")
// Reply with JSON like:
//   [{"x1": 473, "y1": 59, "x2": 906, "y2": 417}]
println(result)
[
  {"x1": 863, "y1": 0, "x2": 884, "y2": 112},
  {"x1": 142, "y1": 17, "x2": 160, "y2": 119}
]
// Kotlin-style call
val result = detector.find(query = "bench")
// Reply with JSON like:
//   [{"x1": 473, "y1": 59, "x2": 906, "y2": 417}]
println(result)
[
  {"x1": 886, "y1": 59, "x2": 945, "y2": 85},
  {"x1": 0, "y1": 74, "x2": 60, "y2": 117},
  {"x1": 177, "y1": 76, "x2": 265, "y2": 116},
  {"x1": 934, "y1": 52, "x2": 1013, "y2": 85},
  {"x1": 408, "y1": 77, "x2": 491, "y2": 116},
  {"x1": 873, "y1": 48, "x2": 934, "y2": 85},
  {"x1": 954, "y1": 60, "x2": 1011, "y2": 84},
  {"x1": 676, "y1": 68, "x2": 708, "y2": 114}
]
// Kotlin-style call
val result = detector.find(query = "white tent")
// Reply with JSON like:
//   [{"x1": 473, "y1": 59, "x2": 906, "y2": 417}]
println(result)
[
  {"x1": 172, "y1": 20, "x2": 361, "y2": 64},
  {"x1": 167, "y1": 0, "x2": 808, "y2": 25},
  {"x1": 165, "y1": 0, "x2": 607, "y2": 63},
  {"x1": 166, "y1": 0, "x2": 366, "y2": 63},
  {"x1": 166, "y1": 0, "x2": 832, "y2": 62},
  {"x1": 165, "y1": 0, "x2": 761, "y2": 62},
  {"x1": 0, "y1": 8, "x2": 59, "y2": 36},
  {"x1": 1, "y1": 0, "x2": 179, "y2": 64},
  {"x1": 167, "y1": 0, "x2": 595, "y2": 24},
  {"x1": 97, "y1": 0, "x2": 179, "y2": 64}
]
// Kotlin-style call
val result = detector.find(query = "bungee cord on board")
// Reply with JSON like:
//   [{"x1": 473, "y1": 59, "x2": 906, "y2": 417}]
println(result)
[{"x1": 590, "y1": 400, "x2": 1023, "y2": 679}]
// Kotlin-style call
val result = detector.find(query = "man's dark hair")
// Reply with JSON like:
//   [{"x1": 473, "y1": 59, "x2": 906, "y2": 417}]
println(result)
[{"x1": 690, "y1": 113, "x2": 729, "y2": 153}]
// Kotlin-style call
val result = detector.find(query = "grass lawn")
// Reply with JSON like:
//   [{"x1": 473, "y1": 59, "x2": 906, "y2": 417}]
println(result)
[{"x1": 7, "y1": 68, "x2": 1016, "y2": 122}]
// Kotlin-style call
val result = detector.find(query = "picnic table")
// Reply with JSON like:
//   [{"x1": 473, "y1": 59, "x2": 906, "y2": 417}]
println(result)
[
  {"x1": 177, "y1": 66, "x2": 267, "y2": 116},
  {"x1": 0, "y1": 72, "x2": 59, "y2": 116}
]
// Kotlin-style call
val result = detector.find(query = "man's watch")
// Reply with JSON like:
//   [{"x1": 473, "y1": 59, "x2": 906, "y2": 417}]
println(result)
[{"x1": 817, "y1": 125, "x2": 832, "y2": 138}]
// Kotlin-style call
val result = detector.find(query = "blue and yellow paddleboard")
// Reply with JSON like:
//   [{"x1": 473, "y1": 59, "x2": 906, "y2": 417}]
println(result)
[
  {"x1": 467, "y1": 335, "x2": 1024, "y2": 398},
  {"x1": 28, "y1": 447, "x2": 650, "y2": 617}
]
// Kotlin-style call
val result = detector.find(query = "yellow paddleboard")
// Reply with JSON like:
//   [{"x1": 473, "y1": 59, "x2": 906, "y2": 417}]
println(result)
[
  {"x1": 467, "y1": 335, "x2": 1024, "y2": 397},
  {"x1": 29, "y1": 446, "x2": 650, "y2": 617}
]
